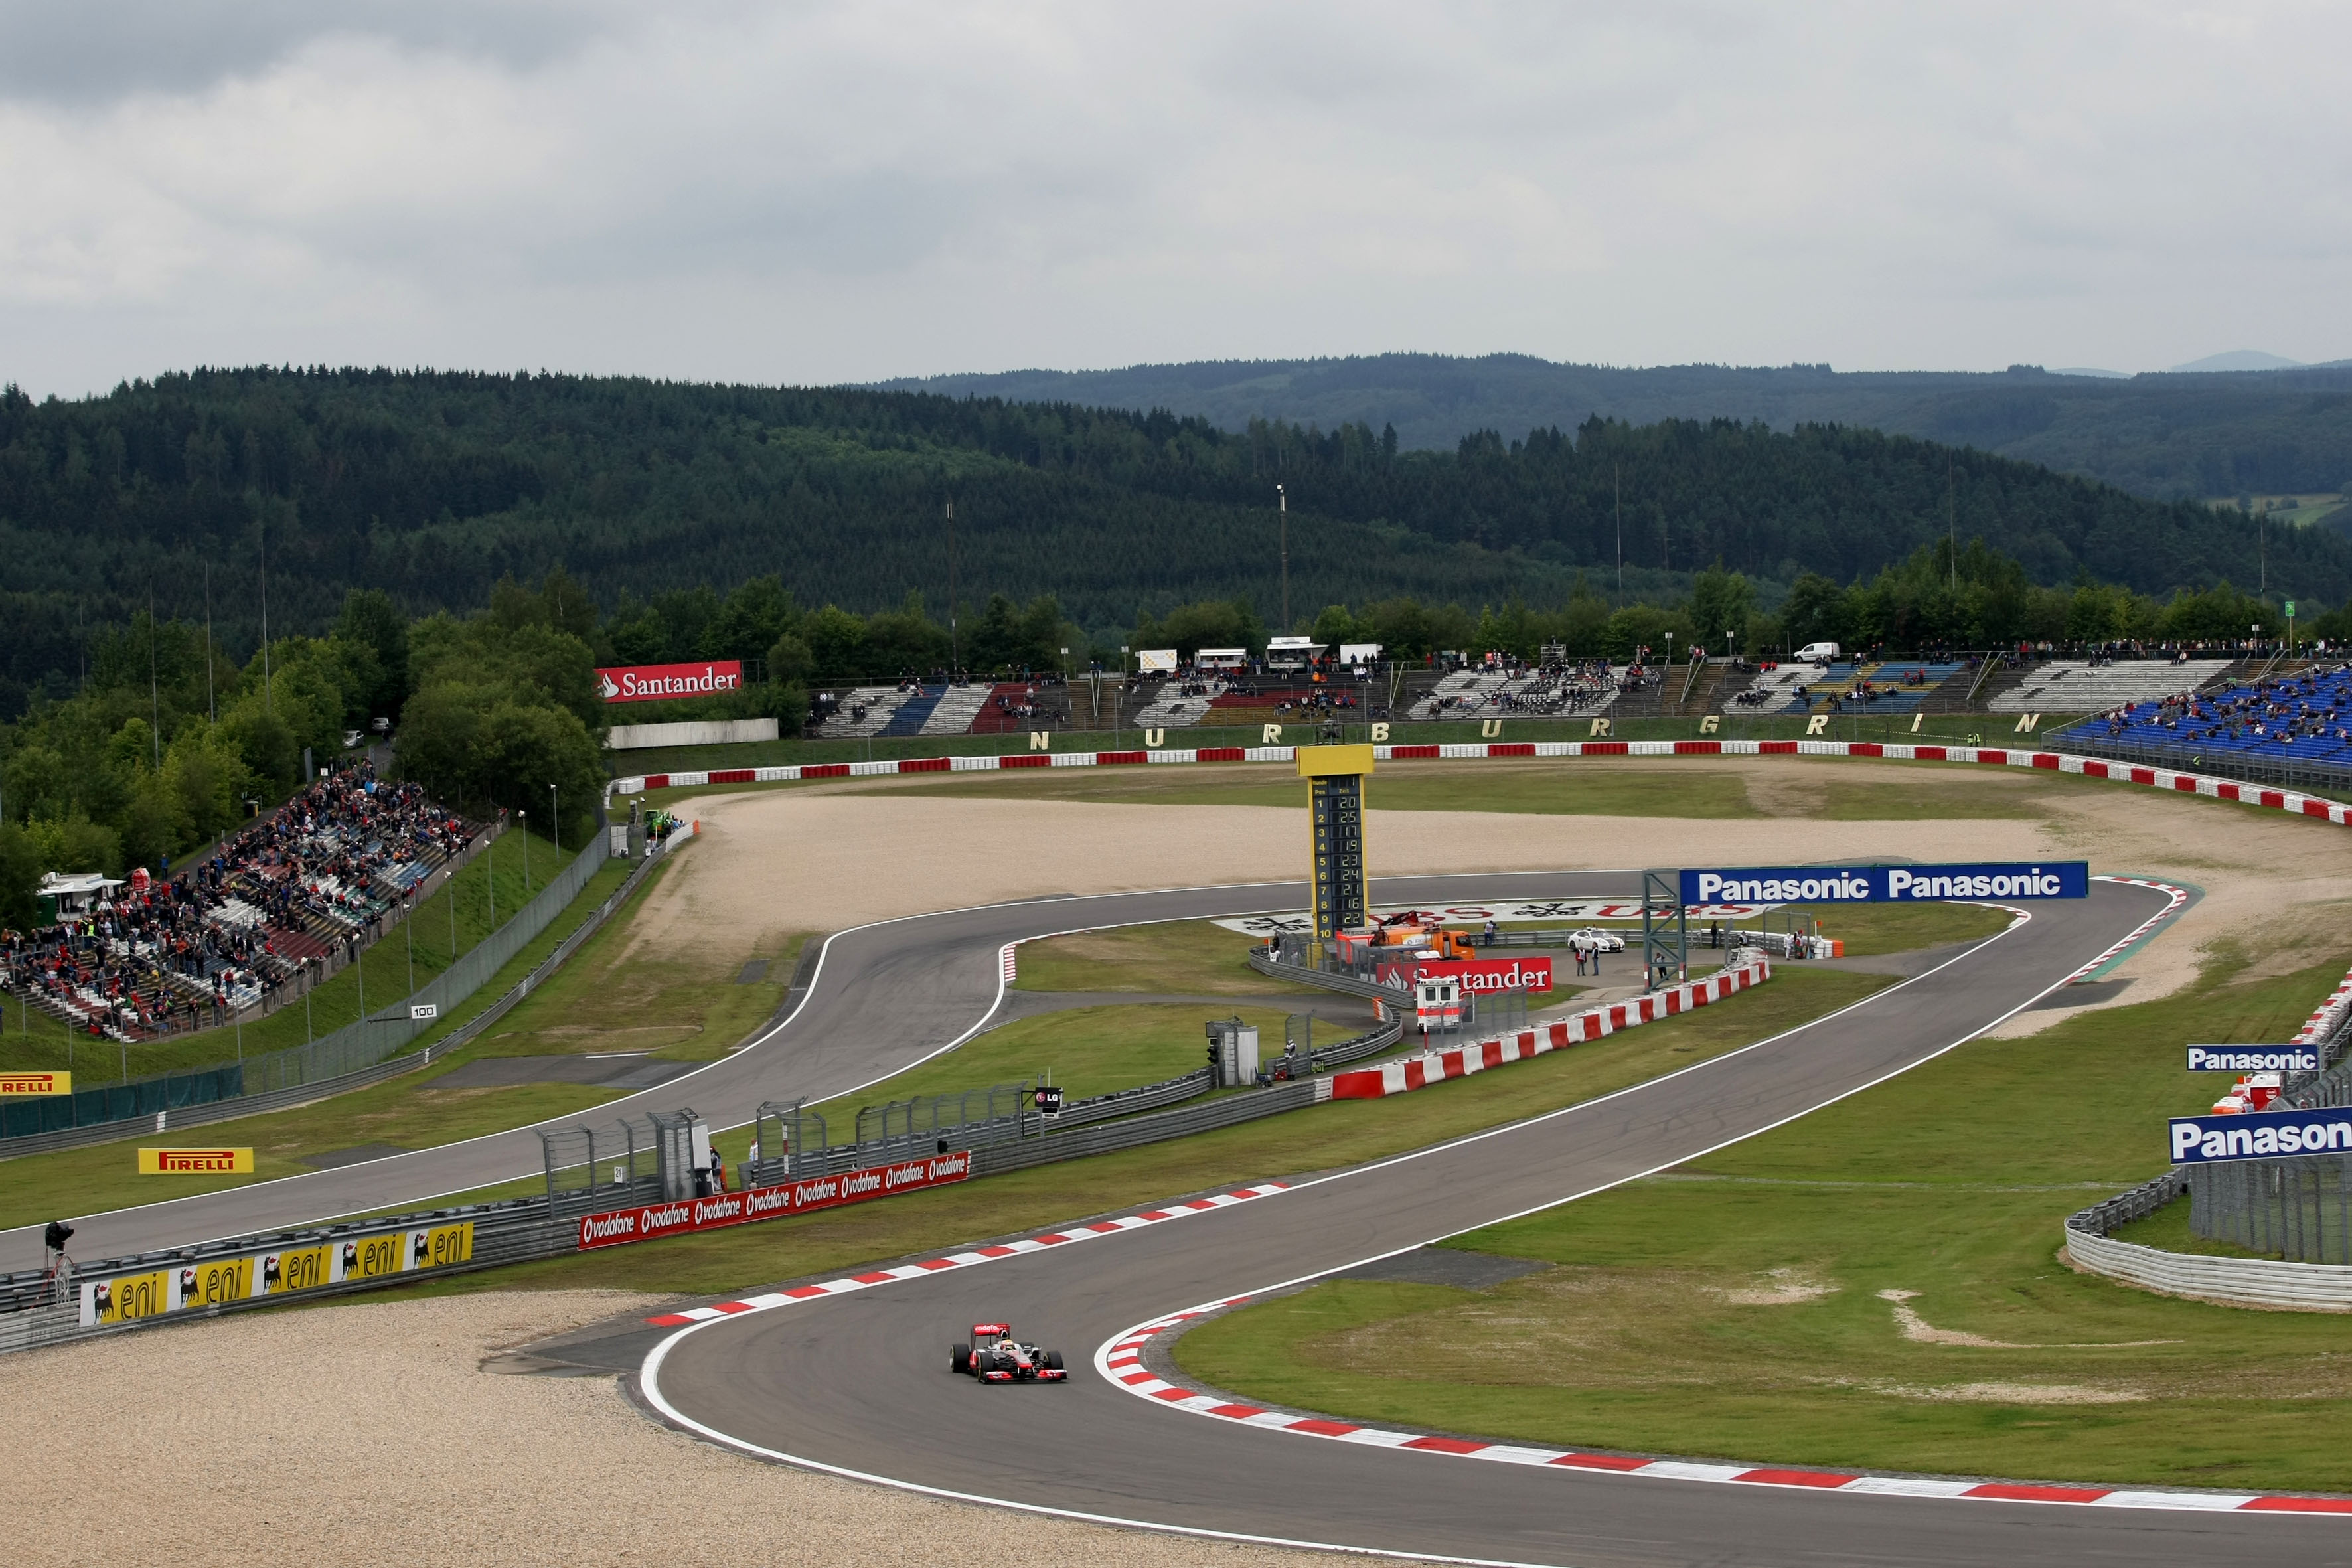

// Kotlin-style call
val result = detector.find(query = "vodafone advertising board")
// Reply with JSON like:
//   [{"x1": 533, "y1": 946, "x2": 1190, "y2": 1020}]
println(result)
[
  {"x1": 576, "y1": 1151, "x2": 973, "y2": 1249},
  {"x1": 1412, "y1": 956, "x2": 1553, "y2": 994},
  {"x1": 597, "y1": 661, "x2": 744, "y2": 704}
]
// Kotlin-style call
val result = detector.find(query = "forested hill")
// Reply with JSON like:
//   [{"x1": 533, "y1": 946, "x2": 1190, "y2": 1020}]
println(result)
[
  {"x1": 878, "y1": 354, "x2": 2352, "y2": 503},
  {"x1": 3, "y1": 367, "x2": 2344, "y2": 716}
]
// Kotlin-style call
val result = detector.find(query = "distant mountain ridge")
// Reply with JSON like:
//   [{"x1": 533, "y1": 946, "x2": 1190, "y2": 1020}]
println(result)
[{"x1": 874, "y1": 353, "x2": 2352, "y2": 503}]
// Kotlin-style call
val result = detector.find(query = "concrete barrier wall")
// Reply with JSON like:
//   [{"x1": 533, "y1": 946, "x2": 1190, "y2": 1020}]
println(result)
[{"x1": 607, "y1": 718, "x2": 779, "y2": 750}]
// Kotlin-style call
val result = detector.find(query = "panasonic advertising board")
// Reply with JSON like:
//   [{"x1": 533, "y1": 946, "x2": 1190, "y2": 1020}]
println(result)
[
  {"x1": 2185, "y1": 1044, "x2": 2322, "y2": 1073},
  {"x1": 1677, "y1": 863, "x2": 2089, "y2": 906},
  {"x1": 2171, "y1": 1108, "x2": 2352, "y2": 1166}
]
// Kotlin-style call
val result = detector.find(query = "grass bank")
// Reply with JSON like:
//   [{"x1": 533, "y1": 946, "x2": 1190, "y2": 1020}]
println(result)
[{"x1": 1172, "y1": 946, "x2": 2352, "y2": 1494}]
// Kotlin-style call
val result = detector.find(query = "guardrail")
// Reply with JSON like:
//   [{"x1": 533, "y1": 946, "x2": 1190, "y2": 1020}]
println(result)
[
  {"x1": 754, "y1": 1010, "x2": 1406, "y2": 1187},
  {"x1": 3, "y1": 1008, "x2": 1408, "y2": 1356},
  {"x1": 2066, "y1": 1222, "x2": 2352, "y2": 1312},
  {"x1": 1246, "y1": 949, "x2": 1413, "y2": 1007}
]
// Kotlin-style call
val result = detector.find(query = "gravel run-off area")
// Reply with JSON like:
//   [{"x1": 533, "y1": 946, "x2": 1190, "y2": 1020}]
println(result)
[{"x1": 4, "y1": 1291, "x2": 1337, "y2": 1568}]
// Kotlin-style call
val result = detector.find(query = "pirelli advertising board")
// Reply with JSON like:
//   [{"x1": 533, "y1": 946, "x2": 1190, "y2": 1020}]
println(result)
[
  {"x1": 138, "y1": 1146, "x2": 255, "y2": 1174},
  {"x1": 79, "y1": 1221, "x2": 474, "y2": 1327},
  {"x1": 0, "y1": 1070, "x2": 70, "y2": 1095}
]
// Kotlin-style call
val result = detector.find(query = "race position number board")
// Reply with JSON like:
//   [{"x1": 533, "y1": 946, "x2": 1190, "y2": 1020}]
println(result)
[{"x1": 1298, "y1": 745, "x2": 1375, "y2": 943}]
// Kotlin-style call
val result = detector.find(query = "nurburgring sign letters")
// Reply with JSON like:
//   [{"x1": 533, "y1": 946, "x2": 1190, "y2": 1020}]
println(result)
[
  {"x1": 1679, "y1": 862, "x2": 2090, "y2": 905},
  {"x1": 2171, "y1": 1109, "x2": 2352, "y2": 1166}
]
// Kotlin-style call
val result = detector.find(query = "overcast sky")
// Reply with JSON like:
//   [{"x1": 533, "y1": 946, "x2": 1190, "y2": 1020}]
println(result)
[{"x1": 3, "y1": 1, "x2": 2346, "y2": 397}]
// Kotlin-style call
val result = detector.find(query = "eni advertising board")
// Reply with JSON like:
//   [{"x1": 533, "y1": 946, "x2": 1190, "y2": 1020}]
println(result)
[{"x1": 80, "y1": 1221, "x2": 475, "y2": 1327}]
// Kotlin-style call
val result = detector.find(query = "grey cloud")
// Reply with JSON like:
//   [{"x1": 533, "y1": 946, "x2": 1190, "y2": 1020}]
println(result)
[{"x1": 0, "y1": 0, "x2": 631, "y2": 102}]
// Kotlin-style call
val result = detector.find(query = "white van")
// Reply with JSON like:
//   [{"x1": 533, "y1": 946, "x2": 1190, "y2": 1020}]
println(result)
[{"x1": 1794, "y1": 641, "x2": 1840, "y2": 664}]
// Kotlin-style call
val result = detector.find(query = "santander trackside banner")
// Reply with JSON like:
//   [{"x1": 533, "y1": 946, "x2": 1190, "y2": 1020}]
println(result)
[
  {"x1": 597, "y1": 661, "x2": 745, "y2": 704},
  {"x1": 1413, "y1": 956, "x2": 1555, "y2": 994},
  {"x1": 575, "y1": 1151, "x2": 972, "y2": 1249}
]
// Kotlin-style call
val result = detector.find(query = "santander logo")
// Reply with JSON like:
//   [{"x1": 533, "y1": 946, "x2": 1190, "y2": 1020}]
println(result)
[{"x1": 1416, "y1": 957, "x2": 1553, "y2": 994}]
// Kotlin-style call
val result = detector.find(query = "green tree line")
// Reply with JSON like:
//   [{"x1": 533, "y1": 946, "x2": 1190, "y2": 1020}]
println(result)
[{"x1": 8, "y1": 368, "x2": 2350, "y2": 720}]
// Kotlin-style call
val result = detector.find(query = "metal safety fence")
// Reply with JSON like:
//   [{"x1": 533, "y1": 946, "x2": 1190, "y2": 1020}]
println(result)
[
  {"x1": 2066, "y1": 994, "x2": 2352, "y2": 1288},
  {"x1": 748, "y1": 1009, "x2": 1405, "y2": 1188},
  {"x1": 2048, "y1": 729, "x2": 2352, "y2": 803}
]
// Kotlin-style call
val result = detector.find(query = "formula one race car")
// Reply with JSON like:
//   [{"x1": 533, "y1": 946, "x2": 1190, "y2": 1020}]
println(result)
[{"x1": 953, "y1": 1322, "x2": 1067, "y2": 1383}]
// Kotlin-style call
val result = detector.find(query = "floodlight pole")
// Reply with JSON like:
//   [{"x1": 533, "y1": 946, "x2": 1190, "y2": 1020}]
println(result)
[{"x1": 1277, "y1": 485, "x2": 1290, "y2": 633}]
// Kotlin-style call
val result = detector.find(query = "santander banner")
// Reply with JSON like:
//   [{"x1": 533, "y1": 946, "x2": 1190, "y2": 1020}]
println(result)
[
  {"x1": 1413, "y1": 956, "x2": 1553, "y2": 994},
  {"x1": 575, "y1": 1150, "x2": 973, "y2": 1250},
  {"x1": 597, "y1": 661, "x2": 745, "y2": 704}
]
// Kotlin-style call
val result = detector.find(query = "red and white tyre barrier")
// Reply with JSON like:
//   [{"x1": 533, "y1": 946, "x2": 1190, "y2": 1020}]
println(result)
[
  {"x1": 1331, "y1": 960, "x2": 1772, "y2": 1099},
  {"x1": 1095, "y1": 1306, "x2": 2352, "y2": 1516},
  {"x1": 610, "y1": 739, "x2": 2352, "y2": 830}
]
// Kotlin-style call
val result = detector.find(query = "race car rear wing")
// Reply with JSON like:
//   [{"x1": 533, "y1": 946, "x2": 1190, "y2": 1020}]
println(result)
[{"x1": 971, "y1": 1322, "x2": 1012, "y2": 1337}]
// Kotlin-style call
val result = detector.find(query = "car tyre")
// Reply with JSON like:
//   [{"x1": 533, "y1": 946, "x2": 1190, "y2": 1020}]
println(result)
[
  {"x1": 952, "y1": 1342, "x2": 970, "y2": 1375},
  {"x1": 1044, "y1": 1350, "x2": 1064, "y2": 1371}
]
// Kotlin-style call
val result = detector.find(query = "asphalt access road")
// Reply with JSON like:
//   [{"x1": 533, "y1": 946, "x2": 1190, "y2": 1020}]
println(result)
[
  {"x1": 3, "y1": 871, "x2": 1639, "y2": 1274},
  {"x1": 643, "y1": 879, "x2": 2333, "y2": 1567}
]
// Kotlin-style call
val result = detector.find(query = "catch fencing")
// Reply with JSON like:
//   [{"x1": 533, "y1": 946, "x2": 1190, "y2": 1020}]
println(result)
[
  {"x1": 2065, "y1": 964, "x2": 2352, "y2": 1302},
  {"x1": 749, "y1": 1004, "x2": 1405, "y2": 1187},
  {"x1": 2049, "y1": 729, "x2": 2352, "y2": 804}
]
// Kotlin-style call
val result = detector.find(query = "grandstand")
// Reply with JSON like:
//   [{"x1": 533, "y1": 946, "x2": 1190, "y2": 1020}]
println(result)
[
  {"x1": 807, "y1": 685, "x2": 918, "y2": 737},
  {"x1": 1, "y1": 770, "x2": 476, "y2": 1045},
  {"x1": 917, "y1": 682, "x2": 995, "y2": 735},
  {"x1": 1986, "y1": 659, "x2": 2236, "y2": 713},
  {"x1": 1727, "y1": 664, "x2": 1819, "y2": 714},
  {"x1": 2053, "y1": 661, "x2": 2352, "y2": 787},
  {"x1": 1408, "y1": 664, "x2": 1620, "y2": 721},
  {"x1": 1130, "y1": 677, "x2": 1223, "y2": 732},
  {"x1": 967, "y1": 681, "x2": 1062, "y2": 734}
]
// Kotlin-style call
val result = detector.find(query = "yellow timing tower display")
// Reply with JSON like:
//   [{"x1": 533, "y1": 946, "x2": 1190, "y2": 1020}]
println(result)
[{"x1": 1296, "y1": 744, "x2": 1375, "y2": 942}]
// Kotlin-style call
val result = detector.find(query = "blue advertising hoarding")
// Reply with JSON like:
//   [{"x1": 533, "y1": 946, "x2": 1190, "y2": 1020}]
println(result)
[
  {"x1": 2171, "y1": 1108, "x2": 2352, "y2": 1165},
  {"x1": 1678, "y1": 863, "x2": 2090, "y2": 906},
  {"x1": 2185, "y1": 1044, "x2": 2321, "y2": 1073}
]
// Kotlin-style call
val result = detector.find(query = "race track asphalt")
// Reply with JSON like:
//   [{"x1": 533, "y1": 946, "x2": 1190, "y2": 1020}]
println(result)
[
  {"x1": 3, "y1": 871, "x2": 1637, "y2": 1273},
  {"x1": 639, "y1": 877, "x2": 2345, "y2": 1567}
]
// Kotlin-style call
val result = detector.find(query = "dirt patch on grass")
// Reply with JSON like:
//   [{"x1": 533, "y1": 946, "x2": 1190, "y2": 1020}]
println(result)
[
  {"x1": 1712, "y1": 1268, "x2": 1840, "y2": 1306},
  {"x1": 1871, "y1": 1381, "x2": 2148, "y2": 1405},
  {"x1": 3, "y1": 1291, "x2": 1327, "y2": 1568}
]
